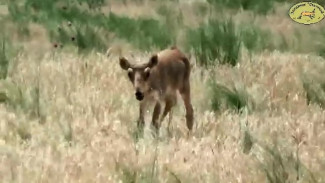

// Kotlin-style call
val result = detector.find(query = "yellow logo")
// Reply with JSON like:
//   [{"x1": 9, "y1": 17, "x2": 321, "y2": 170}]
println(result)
[{"x1": 289, "y1": 1, "x2": 325, "y2": 25}]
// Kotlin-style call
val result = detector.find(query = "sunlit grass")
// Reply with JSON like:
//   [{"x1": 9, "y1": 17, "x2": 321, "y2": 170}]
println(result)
[
  {"x1": 0, "y1": 48, "x2": 324, "y2": 182},
  {"x1": 1, "y1": 0, "x2": 325, "y2": 182}
]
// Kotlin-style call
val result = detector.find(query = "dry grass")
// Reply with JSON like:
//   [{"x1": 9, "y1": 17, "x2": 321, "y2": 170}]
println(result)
[
  {"x1": 1, "y1": 1, "x2": 325, "y2": 182},
  {"x1": 0, "y1": 47, "x2": 325, "y2": 182},
  {"x1": 104, "y1": 0, "x2": 159, "y2": 18}
]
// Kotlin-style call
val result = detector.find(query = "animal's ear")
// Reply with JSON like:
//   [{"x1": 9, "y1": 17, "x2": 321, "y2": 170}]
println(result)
[
  {"x1": 148, "y1": 54, "x2": 158, "y2": 68},
  {"x1": 119, "y1": 57, "x2": 130, "y2": 70}
]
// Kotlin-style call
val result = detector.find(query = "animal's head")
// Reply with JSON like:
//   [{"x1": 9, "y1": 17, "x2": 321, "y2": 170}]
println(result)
[{"x1": 119, "y1": 54, "x2": 158, "y2": 101}]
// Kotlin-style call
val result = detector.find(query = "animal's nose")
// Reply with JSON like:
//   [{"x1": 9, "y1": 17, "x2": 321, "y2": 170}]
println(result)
[{"x1": 135, "y1": 91, "x2": 144, "y2": 101}]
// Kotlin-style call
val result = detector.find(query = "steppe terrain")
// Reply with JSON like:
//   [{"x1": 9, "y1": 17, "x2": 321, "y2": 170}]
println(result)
[{"x1": 1, "y1": 0, "x2": 325, "y2": 182}]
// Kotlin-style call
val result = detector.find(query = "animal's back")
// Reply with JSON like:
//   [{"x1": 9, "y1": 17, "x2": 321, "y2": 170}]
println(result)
[{"x1": 152, "y1": 47, "x2": 190, "y2": 91}]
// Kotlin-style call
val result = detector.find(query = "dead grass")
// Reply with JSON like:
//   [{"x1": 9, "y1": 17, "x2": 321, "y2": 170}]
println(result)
[
  {"x1": 0, "y1": 47, "x2": 324, "y2": 182},
  {"x1": 1, "y1": 1, "x2": 325, "y2": 182},
  {"x1": 102, "y1": 0, "x2": 160, "y2": 18},
  {"x1": 0, "y1": 5, "x2": 8, "y2": 16}
]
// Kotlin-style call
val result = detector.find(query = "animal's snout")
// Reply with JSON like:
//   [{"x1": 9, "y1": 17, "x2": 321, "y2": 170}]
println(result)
[{"x1": 135, "y1": 91, "x2": 144, "y2": 101}]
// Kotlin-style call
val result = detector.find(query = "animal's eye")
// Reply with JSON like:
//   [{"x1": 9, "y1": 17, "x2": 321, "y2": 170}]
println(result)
[
  {"x1": 128, "y1": 72, "x2": 133, "y2": 78},
  {"x1": 144, "y1": 67, "x2": 150, "y2": 80},
  {"x1": 144, "y1": 71, "x2": 150, "y2": 80},
  {"x1": 127, "y1": 68, "x2": 133, "y2": 77}
]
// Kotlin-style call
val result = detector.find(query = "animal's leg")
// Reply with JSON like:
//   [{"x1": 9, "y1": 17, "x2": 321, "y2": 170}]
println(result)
[
  {"x1": 151, "y1": 102, "x2": 162, "y2": 132},
  {"x1": 168, "y1": 109, "x2": 173, "y2": 129},
  {"x1": 160, "y1": 95, "x2": 176, "y2": 123},
  {"x1": 167, "y1": 109, "x2": 174, "y2": 137},
  {"x1": 180, "y1": 81, "x2": 194, "y2": 132},
  {"x1": 160, "y1": 95, "x2": 176, "y2": 136},
  {"x1": 137, "y1": 101, "x2": 146, "y2": 130}
]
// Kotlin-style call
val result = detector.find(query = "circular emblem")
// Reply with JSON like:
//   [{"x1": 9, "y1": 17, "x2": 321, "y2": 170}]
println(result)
[{"x1": 289, "y1": 1, "x2": 325, "y2": 25}]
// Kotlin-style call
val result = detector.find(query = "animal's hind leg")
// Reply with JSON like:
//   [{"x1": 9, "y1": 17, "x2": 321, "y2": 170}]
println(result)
[
  {"x1": 180, "y1": 81, "x2": 194, "y2": 132},
  {"x1": 160, "y1": 95, "x2": 176, "y2": 136},
  {"x1": 167, "y1": 109, "x2": 174, "y2": 137},
  {"x1": 160, "y1": 95, "x2": 176, "y2": 124}
]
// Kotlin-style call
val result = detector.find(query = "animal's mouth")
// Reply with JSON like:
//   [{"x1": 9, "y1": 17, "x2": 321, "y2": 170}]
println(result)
[{"x1": 135, "y1": 91, "x2": 144, "y2": 101}]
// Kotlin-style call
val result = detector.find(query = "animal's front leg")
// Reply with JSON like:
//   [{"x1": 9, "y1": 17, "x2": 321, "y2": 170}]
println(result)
[
  {"x1": 137, "y1": 101, "x2": 146, "y2": 130},
  {"x1": 151, "y1": 102, "x2": 162, "y2": 133}
]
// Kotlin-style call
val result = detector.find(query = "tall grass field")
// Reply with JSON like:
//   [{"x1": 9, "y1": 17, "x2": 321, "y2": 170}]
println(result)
[{"x1": 1, "y1": 0, "x2": 325, "y2": 182}]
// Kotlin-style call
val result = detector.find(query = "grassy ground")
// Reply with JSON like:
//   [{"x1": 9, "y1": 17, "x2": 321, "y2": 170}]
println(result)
[{"x1": 1, "y1": 0, "x2": 325, "y2": 182}]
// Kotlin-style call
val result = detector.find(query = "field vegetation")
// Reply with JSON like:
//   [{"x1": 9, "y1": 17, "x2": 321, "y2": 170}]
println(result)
[{"x1": 1, "y1": 0, "x2": 325, "y2": 182}]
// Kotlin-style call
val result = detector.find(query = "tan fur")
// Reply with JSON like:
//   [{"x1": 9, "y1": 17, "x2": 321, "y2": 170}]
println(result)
[{"x1": 119, "y1": 46, "x2": 194, "y2": 134}]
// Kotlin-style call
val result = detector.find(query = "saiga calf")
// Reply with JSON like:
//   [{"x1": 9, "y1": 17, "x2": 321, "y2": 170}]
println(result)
[{"x1": 119, "y1": 47, "x2": 194, "y2": 134}]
